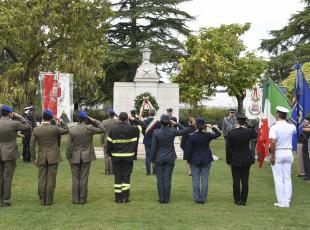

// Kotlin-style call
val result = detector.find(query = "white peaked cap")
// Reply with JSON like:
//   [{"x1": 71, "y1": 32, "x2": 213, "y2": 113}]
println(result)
[{"x1": 276, "y1": 106, "x2": 289, "y2": 113}]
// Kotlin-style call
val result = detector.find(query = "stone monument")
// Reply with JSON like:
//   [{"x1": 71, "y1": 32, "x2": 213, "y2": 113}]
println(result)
[{"x1": 113, "y1": 48, "x2": 180, "y2": 119}]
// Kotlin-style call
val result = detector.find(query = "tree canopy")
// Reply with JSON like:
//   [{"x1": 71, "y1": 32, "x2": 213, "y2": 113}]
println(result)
[
  {"x1": 0, "y1": 0, "x2": 112, "y2": 107},
  {"x1": 102, "y1": 0, "x2": 194, "y2": 103},
  {"x1": 172, "y1": 23, "x2": 266, "y2": 112},
  {"x1": 261, "y1": 0, "x2": 310, "y2": 81}
]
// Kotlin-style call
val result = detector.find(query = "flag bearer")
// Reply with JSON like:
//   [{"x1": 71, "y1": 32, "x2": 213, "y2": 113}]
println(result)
[
  {"x1": 107, "y1": 112, "x2": 144, "y2": 203},
  {"x1": 269, "y1": 106, "x2": 296, "y2": 208}
]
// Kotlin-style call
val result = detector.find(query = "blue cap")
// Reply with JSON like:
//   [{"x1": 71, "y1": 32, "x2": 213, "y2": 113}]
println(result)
[
  {"x1": 43, "y1": 110, "x2": 54, "y2": 118},
  {"x1": 2, "y1": 105, "x2": 13, "y2": 113},
  {"x1": 78, "y1": 111, "x2": 88, "y2": 119},
  {"x1": 160, "y1": 114, "x2": 170, "y2": 122},
  {"x1": 196, "y1": 117, "x2": 205, "y2": 128},
  {"x1": 107, "y1": 108, "x2": 115, "y2": 113}
]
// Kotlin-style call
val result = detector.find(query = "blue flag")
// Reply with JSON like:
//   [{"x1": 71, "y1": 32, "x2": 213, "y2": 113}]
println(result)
[{"x1": 291, "y1": 64, "x2": 310, "y2": 150}]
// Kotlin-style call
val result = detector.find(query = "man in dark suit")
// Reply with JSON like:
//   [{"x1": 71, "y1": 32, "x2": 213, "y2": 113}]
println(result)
[
  {"x1": 30, "y1": 110, "x2": 69, "y2": 206},
  {"x1": 21, "y1": 106, "x2": 37, "y2": 162},
  {"x1": 226, "y1": 113, "x2": 257, "y2": 206},
  {"x1": 0, "y1": 105, "x2": 31, "y2": 207},
  {"x1": 67, "y1": 111, "x2": 105, "y2": 204},
  {"x1": 151, "y1": 115, "x2": 186, "y2": 203},
  {"x1": 143, "y1": 109, "x2": 161, "y2": 175},
  {"x1": 166, "y1": 108, "x2": 177, "y2": 129}
]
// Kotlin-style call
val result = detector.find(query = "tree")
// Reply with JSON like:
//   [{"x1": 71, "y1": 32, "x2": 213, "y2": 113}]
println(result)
[
  {"x1": 0, "y1": 0, "x2": 112, "y2": 107},
  {"x1": 102, "y1": 0, "x2": 194, "y2": 102},
  {"x1": 283, "y1": 62, "x2": 310, "y2": 101},
  {"x1": 261, "y1": 0, "x2": 310, "y2": 81},
  {"x1": 172, "y1": 24, "x2": 267, "y2": 112}
]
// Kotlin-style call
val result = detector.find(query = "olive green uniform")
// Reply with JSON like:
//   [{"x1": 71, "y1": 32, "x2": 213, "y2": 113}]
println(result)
[
  {"x1": 30, "y1": 121, "x2": 69, "y2": 205},
  {"x1": 0, "y1": 116, "x2": 30, "y2": 206},
  {"x1": 67, "y1": 120, "x2": 105, "y2": 204}
]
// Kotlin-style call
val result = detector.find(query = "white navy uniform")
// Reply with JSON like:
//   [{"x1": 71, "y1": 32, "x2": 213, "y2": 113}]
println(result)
[{"x1": 269, "y1": 119, "x2": 296, "y2": 207}]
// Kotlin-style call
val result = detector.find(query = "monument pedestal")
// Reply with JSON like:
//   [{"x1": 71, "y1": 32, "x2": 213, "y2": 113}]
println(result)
[
  {"x1": 113, "y1": 82, "x2": 179, "y2": 119},
  {"x1": 113, "y1": 47, "x2": 179, "y2": 119}
]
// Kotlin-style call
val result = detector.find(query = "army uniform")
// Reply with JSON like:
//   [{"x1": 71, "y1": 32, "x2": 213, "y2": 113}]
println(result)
[
  {"x1": 107, "y1": 115, "x2": 143, "y2": 203},
  {"x1": 30, "y1": 115, "x2": 69, "y2": 205},
  {"x1": 0, "y1": 107, "x2": 31, "y2": 207},
  {"x1": 67, "y1": 114, "x2": 105, "y2": 204},
  {"x1": 101, "y1": 117, "x2": 119, "y2": 175},
  {"x1": 222, "y1": 114, "x2": 237, "y2": 139}
]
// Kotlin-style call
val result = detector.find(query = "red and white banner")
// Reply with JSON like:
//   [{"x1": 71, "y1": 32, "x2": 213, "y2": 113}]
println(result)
[{"x1": 39, "y1": 72, "x2": 73, "y2": 122}]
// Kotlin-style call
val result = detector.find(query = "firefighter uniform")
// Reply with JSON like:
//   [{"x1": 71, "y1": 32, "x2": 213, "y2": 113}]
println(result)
[{"x1": 107, "y1": 115, "x2": 143, "y2": 203}]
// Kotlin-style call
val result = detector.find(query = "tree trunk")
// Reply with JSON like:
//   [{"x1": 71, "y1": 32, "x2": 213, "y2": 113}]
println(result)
[{"x1": 236, "y1": 95, "x2": 245, "y2": 113}]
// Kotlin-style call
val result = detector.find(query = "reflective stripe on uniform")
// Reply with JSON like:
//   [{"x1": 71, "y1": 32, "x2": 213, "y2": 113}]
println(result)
[
  {"x1": 114, "y1": 184, "x2": 122, "y2": 188},
  {"x1": 137, "y1": 125, "x2": 142, "y2": 133},
  {"x1": 121, "y1": 183, "x2": 130, "y2": 191},
  {"x1": 111, "y1": 152, "x2": 135, "y2": 157},
  {"x1": 114, "y1": 189, "x2": 122, "y2": 193},
  {"x1": 107, "y1": 137, "x2": 138, "y2": 144}
]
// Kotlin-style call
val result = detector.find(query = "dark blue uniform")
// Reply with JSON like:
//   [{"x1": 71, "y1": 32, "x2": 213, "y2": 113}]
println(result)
[
  {"x1": 151, "y1": 123, "x2": 186, "y2": 203},
  {"x1": 186, "y1": 128, "x2": 221, "y2": 203}
]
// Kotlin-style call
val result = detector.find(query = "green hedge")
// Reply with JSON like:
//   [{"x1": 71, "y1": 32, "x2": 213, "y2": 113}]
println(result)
[{"x1": 179, "y1": 108, "x2": 228, "y2": 129}]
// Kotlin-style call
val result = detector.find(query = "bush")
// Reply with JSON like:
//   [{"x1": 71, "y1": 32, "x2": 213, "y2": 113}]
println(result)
[{"x1": 179, "y1": 108, "x2": 227, "y2": 129}]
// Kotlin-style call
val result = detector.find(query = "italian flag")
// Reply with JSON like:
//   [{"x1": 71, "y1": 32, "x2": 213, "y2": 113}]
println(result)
[{"x1": 256, "y1": 78, "x2": 292, "y2": 167}]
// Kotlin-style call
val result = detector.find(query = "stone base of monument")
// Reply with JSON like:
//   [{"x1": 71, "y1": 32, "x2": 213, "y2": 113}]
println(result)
[{"x1": 94, "y1": 136, "x2": 219, "y2": 161}]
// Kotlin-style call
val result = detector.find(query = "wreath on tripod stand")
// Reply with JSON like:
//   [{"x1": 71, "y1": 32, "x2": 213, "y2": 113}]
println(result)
[{"x1": 134, "y1": 92, "x2": 159, "y2": 118}]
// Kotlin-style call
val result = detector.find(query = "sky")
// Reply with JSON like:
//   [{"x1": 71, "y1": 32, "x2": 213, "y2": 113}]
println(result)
[{"x1": 179, "y1": 0, "x2": 305, "y2": 56}]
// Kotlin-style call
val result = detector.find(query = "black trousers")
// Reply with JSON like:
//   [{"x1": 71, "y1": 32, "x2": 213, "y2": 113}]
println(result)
[
  {"x1": 22, "y1": 135, "x2": 31, "y2": 162},
  {"x1": 231, "y1": 166, "x2": 250, "y2": 203},
  {"x1": 113, "y1": 159, "x2": 133, "y2": 202},
  {"x1": 156, "y1": 162, "x2": 175, "y2": 203},
  {"x1": 303, "y1": 149, "x2": 310, "y2": 179}
]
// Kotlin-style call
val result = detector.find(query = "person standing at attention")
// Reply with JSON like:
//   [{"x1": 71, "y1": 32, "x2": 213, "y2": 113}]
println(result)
[
  {"x1": 186, "y1": 118, "x2": 221, "y2": 204},
  {"x1": 166, "y1": 108, "x2": 177, "y2": 129},
  {"x1": 143, "y1": 109, "x2": 161, "y2": 175},
  {"x1": 107, "y1": 112, "x2": 144, "y2": 203},
  {"x1": 226, "y1": 113, "x2": 257, "y2": 206},
  {"x1": 0, "y1": 105, "x2": 30, "y2": 207},
  {"x1": 30, "y1": 110, "x2": 69, "y2": 206},
  {"x1": 67, "y1": 111, "x2": 105, "y2": 204},
  {"x1": 269, "y1": 106, "x2": 296, "y2": 208},
  {"x1": 151, "y1": 115, "x2": 186, "y2": 203},
  {"x1": 180, "y1": 117, "x2": 197, "y2": 176},
  {"x1": 222, "y1": 109, "x2": 237, "y2": 143},
  {"x1": 101, "y1": 109, "x2": 119, "y2": 175}
]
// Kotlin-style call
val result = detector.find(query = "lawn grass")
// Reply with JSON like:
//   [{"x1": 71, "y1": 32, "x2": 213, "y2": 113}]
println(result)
[{"x1": 0, "y1": 136, "x2": 309, "y2": 229}]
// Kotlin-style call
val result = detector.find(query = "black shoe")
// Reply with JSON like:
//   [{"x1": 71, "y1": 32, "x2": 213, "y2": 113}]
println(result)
[
  {"x1": 123, "y1": 199, "x2": 130, "y2": 203},
  {"x1": 159, "y1": 200, "x2": 165, "y2": 204},
  {"x1": 303, "y1": 177, "x2": 310, "y2": 181},
  {"x1": 115, "y1": 200, "x2": 123, "y2": 204},
  {"x1": 146, "y1": 173, "x2": 151, "y2": 176},
  {"x1": 296, "y1": 174, "x2": 306, "y2": 177},
  {"x1": 234, "y1": 201, "x2": 242, "y2": 205},
  {"x1": 240, "y1": 201, "x2": 246, "y2": 206},
  {"x1": 2, "y1": 203, "x2": 11, "y2": 207}
]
